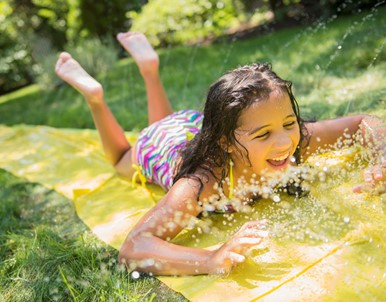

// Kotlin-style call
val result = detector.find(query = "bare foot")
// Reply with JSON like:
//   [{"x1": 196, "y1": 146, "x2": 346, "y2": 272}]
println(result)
[
  {"x1": 55, "y1": 52, "x2": 103, "y2": 105},
  {"x1": 116, "y1": 32, "x2": 159, "y2": 76}
]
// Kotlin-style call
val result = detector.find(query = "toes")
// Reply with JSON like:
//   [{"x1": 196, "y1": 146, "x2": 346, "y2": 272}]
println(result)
[
  {"x1": 117, "y1": 31, "x2": 143, "y2": 43},
  {"x1": 117, "y1": 32, "x2": 135, "y2": 41},
  {"x1": 55, "y1": 52, "x2": 72, "y2": 73},
  {"x1": 59, "y1": 52, "x2": 72, "y2": 61},
  {"x1": 116, "y1": 32, "x2": 125, "y2": 40},
  {"x1": 352, "y1": 184, "x2": 362, "y2": 193}
]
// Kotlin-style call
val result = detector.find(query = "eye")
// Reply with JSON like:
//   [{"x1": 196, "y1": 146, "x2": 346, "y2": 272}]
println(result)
[
  {"x1": 254, "y1": 132, "x2": 269, "y2": 139},
  {"x1": 284, "y1": 121, "x2": 296, "y2": 128}
]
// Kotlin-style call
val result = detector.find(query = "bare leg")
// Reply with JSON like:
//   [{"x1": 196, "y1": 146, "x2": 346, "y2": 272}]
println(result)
[
  {"x1": 55, "y1": 52, "x2": 136, "y2": 178},
  {"x1": 116, "y1": 32, "x2": 173, "y2": 125}
]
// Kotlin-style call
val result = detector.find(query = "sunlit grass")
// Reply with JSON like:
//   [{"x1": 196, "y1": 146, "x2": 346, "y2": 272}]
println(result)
[
  {"x1": 0, "y1": 6, "x2": 385, "y2": 130},
  {"x1": 0, "y1": 6, "x2": 385, "y2": 302},
  {"x1": 0, "y1": 169, "x2": 187, "y2": 301},
  {"x1": 0, "y1": 85, "x2": 40, "y2": 105}
]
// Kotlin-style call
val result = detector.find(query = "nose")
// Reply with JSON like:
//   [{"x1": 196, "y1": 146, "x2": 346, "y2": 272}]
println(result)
[{"x1": 273, "y1": 131, "x2": 292, "y2": 151}]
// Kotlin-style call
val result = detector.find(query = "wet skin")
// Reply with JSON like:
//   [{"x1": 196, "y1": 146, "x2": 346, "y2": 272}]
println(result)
[{"x1": 230, "y1": 90, "x2": 301, "y2": 181}]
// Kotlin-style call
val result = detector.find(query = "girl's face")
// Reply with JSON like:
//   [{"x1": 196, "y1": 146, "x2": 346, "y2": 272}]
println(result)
[{"x1": 230, "y1": 90, "x2": 300, "y2": 179}]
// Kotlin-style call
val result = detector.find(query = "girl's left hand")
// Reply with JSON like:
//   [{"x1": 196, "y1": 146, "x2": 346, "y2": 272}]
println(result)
[{"x1": 353, "y1": 158, "x2": 386, "y2": 194}]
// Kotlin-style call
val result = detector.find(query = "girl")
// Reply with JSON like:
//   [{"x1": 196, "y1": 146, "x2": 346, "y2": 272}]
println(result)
[{"x1": 55, "y1": 32, "x2": 386, "y2": 276}]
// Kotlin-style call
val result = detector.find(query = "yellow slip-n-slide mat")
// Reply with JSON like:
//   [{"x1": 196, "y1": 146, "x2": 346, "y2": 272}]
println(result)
[{"x1": 0, "y1": 125, "x2": 384, "y2": 301}]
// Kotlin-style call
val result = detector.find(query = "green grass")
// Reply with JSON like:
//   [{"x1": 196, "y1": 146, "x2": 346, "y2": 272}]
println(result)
[
  {"x1": 0, "y1": 6, "x2": 386, "y2": 302},
  {"x1": 0, "y1": 169, "x2": 188, "y2": 302},
  {"x1": 0, "y1": 6, "x2": 385, "y2": 130},
  {"x1": 0, "y1": 85, "x2": 40, "y2": 105}
]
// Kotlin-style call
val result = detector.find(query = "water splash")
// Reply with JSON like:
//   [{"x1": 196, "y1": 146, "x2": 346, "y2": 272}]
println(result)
[{"x1": 181, "y1": 44, "x2": 200, "y2": 102}]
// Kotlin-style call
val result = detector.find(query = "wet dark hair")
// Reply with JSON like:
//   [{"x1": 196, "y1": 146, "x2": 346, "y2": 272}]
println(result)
[{"x1": 173, "y1": 63, "x2": 306, "y2": 196}]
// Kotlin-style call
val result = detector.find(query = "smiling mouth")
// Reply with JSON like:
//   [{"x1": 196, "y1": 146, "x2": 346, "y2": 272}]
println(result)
[{"x1": 266, "y1": 153, "x2": 290, "y2": 167}]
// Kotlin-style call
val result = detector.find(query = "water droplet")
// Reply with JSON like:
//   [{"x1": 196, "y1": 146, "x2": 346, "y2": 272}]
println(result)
[
  {"x1": 131, "y1": 271, "x2": 140, "y2": 279},
  {"x1": 273, "y1": 195, "x2": 281, "y2": 203},
  {"x1": 343, "y1": 217, "x2": 350, "y2": 223},
  {"x1": 337, "y1": 45, "x2": 342, "y2": 49}
]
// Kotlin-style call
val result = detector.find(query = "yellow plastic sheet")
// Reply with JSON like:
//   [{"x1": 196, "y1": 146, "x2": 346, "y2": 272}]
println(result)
[{"x1": 0, "y1": 125, "x2": 384, "y2": 301}]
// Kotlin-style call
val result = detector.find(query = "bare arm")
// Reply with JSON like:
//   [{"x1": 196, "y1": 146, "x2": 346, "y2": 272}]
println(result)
[
  {"x1": 301, "y1": 114, "x2": 365, "y2": 159},
  {"x1": 302, "y1": 114, "x2": 386, "y2": 193},
  {"x1": 119, "y1": 178, "x2": 268, "y2": 275}
]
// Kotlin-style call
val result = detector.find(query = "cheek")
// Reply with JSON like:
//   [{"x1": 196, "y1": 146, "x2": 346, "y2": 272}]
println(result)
[
  {"x1": 246, "y1": 141, "x2": 269, "y2": 166},
  {"x1": 234, "y1": 140, "x2": 266, "y2": 164},
  {"x1": 296, "y1": 130, "x2": 301, "y2": 145},
  {"x1": 291, "y1": 125, "x2": 301, "y2": 145}
]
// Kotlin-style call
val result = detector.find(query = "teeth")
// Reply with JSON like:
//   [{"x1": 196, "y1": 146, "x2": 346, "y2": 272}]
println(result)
[{"x1": 270, "y1": 153, "x2": 289, "y2": 161}]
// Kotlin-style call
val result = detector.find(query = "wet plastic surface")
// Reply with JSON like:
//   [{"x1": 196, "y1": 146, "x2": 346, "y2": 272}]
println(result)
[{"x1": 0, "y1": 125, "x2": 384, "y2": 301}]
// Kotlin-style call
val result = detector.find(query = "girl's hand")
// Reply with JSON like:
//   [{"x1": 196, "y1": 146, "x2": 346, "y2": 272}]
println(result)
[
  {"x1": 208, "y1": 220, "x2": 269, "y2": 275},
  {"x1": 353, "y1": 158, "x2": 386, "y2": 194}
]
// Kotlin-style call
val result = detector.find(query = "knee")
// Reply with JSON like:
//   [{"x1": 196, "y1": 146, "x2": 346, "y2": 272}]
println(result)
[
  {"x1": 114, "y1": 150, "x2": 136, "y2": 179},
  {"x1": 114, "y1": 164, "x2": 131, "y2": 180}
]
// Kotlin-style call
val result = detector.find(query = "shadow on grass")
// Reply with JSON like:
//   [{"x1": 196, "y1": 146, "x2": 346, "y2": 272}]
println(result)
[{"x1": 0, "y1": 169, "x2": 188, "y2": 302}]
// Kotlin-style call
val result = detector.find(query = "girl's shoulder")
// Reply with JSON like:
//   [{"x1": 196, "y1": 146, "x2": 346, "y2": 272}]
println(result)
[
  {"x1": 172, "y1": 167, "x2": 220, "y2": 201},
  {"x1": 194, "y1": 167, "x2": 226, "y2": 201}
]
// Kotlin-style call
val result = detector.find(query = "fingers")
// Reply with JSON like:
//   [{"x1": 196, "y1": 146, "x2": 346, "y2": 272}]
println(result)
[
  {"x1": 239, "y1": 220, "x2": 269, "y2": 238},
  {"x1": 226, "y1": 220, "x2": 269, "y2": 254},
  {"x1": 353, "y1": 181, "x2": 385, "y2": 194},
  {"x1": 237, "y1": 236, "x2": 264, "y2": 246},
  {"x1": 210, "y1": 220, "x2": 270, "y2": 275},
  {"x1": 353, "y1": 183, "x2": 370, "y2": 193},
  {"x1": 365, "y1": 166, "x2": 384, "y2": 181},
  {"x1": 209, "y1": 251, "x2": 246, "y2": 275},
  {"x1": 366, "y1": 165, "x2": 384, "y2": 181},
  {"x1": 228, "y1": 251, "x2": 245, "y2": 264},
  {"x1": 237, "y1": 219, "x2": 268, "y2": 234},
  {"x1": 354, "y1": 162, "x2": 386, "y2": 194},
  {"x1": 364, "y1": 168, "x2": 374, "y2": 182},
  {"x1": 234, "y1": 232, "x2": 268, "y2": 249}
]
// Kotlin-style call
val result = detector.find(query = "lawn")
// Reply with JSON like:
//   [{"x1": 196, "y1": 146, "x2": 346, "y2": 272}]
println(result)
[
  {"x1": 0, "y1": 7, "x2": 385, "y2": 130},
  {"x1": 0, "y1": 169, "x2": 187, "y2": 301},
  {"x1": 0, "y1": 6, "x2": 385, "y2": 301}
]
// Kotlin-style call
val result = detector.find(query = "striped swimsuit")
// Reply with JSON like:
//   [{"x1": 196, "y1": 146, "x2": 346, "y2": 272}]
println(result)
[{"x1": 135, "y1": 110, "x2": 203, "y2": 191}]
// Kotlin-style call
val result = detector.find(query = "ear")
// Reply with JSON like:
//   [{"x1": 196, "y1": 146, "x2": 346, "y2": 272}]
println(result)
[{"x1": 219, "y1": 136, "x2": 234, "y2": 153}]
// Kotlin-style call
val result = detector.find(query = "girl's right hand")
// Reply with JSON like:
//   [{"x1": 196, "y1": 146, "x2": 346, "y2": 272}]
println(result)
[
  {"x1": 353, "y1": 157, "x2": 386, "y2": 194},
  {"x1": 208, "y1": 220, "x2": 269, "y2": 275}
]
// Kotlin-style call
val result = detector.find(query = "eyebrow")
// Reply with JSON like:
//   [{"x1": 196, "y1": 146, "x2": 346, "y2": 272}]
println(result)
[{"x1": 247, "y1": 114, "x2": 297, "y2": 136}]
